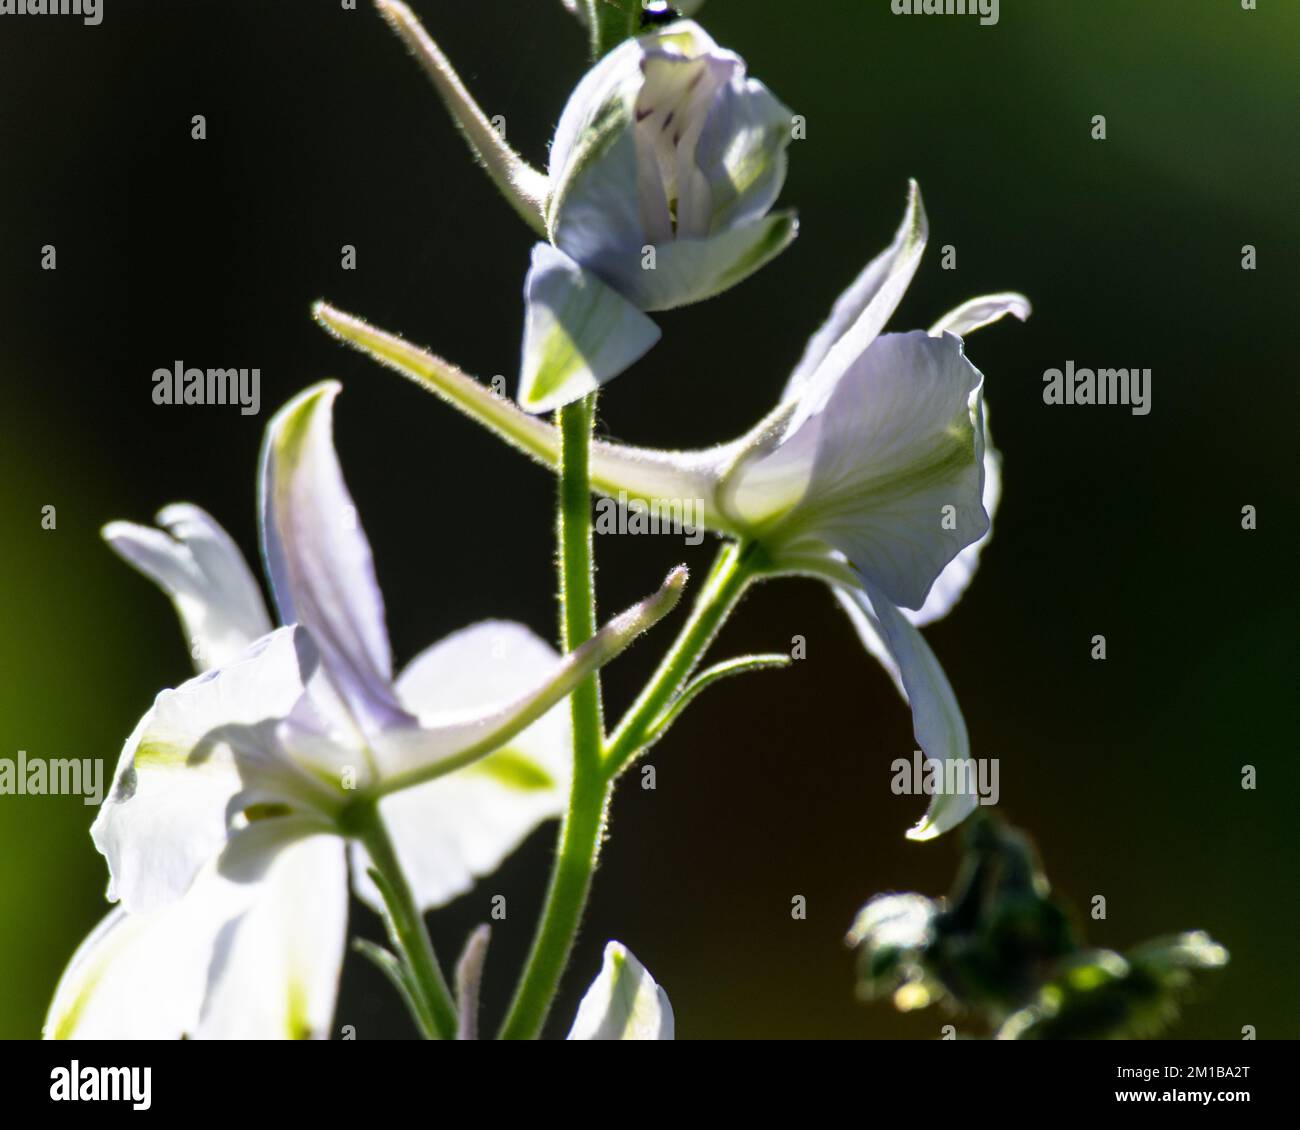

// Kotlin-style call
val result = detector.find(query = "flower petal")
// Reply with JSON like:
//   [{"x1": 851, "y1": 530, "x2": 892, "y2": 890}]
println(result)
[
  {"x1": 46, "y1": 838, "x2": 346, "y2": 1040},
  {"x1": 835, "y1": 579, "x2": 979, "y2": 841},
  {"x1": 549, "y1": 21, "x2": 720, "y2": 207},
  {"x1": 777, "y1": 331, "x2": 988, "y2": 611},
  {"x1": 929, "y1": 292, "x2": 1031, "y2": 338},
  {"x1": 906, "y1": 408, "x2": 1002, "y2": 627},
  {"x1": 902, "y1": 296, "x2": 1024, "y2": 623},
  {"x1": 44, "y1": 899, "x2": 219, "y2": 1039},
  {"x1": 370, "y1": 568, "x2": 687, "y2": 792},
  {"x1": 260, "y1": 382, "x2": 412, "y2": 739},
  {"x1": 552, "y1": 119, "x2": 651, "y2": 282},
  {"x1": 567, "y1": 941, "x2": 674, "y2": 1040},
  {"x1": 198, "y1": 834, "x2": 347, "y2": 1039},
  {"x1": 691, "y1": 70, "x2": 793, "y2": 235},
  {"x1": 518, "y1": 243, "x2": 662, "y2": 413},
  {"x1": 784, "y1": 181, "x2": 928, "y2": 405},
  {"x1": 92, "y1": 626, "x2": 314, "y2": 913},
  {"x1": 549, "y1": 31, "x2": 646, "y2": 198},
  {"x1": 351, "y1": 622, "x2": 571, "y2": 911},
  {"x1": 616, "y1": 210, "x2": 798, "y2": 312},
  {"x1": 548, "y1": 35, "x2": 648, "y2": 255},
  {"x1": 103, "y1": 504, "x2": 272, "y2": 672},
  {"x1": 633, "y1": 46, "x2": 738, "y2": 242},
  {"x1": 548, "y1": 19, "x2": 793, "y2": 307}
]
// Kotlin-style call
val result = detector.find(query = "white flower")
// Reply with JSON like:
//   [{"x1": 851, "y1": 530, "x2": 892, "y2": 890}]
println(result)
[
  {"x1": 522, "y1": 19, "x2": 796, "y2": 411},
  {"x1": 567, "y1": 942, "x2": 674, "y2": 1039},
  {"x1": 374, "y1": 3, "x2": 795, "y2": 413},
  {"x1": 46, "y1": 382, "x2": 684, "y2": 1039},
  {"x1": 582, "y1": 185, "x2": 1027, "y2": 839},
  {"x1": 315, "y1": 182, "x2": 1029, "y2": 842}
]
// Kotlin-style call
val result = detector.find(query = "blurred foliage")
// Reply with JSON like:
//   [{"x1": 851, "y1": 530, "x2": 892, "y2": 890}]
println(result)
[{"x1": 848, "y1": 814, "x2": 1228, "y2": 1039}]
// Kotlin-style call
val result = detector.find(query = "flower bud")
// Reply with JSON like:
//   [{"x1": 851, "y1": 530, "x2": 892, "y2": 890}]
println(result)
[{"x1": 521, "y1": 20, "x2": 797, "y2": 411}]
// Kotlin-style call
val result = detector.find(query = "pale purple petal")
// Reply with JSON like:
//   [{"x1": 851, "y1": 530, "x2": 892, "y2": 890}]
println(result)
[{"x1": 259, "y1": 382, "x2": 412, "y2": 739}]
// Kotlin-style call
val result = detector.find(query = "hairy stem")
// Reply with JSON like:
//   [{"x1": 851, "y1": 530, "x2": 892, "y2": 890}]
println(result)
[
  {"x1": 355, "y1": 804, "x2": 458, "y2": 1040},
  {"x1": 499, "y1": 394, "x2": 608, "y2": 1040},
  {"x1": 605, "y1": 541, "x2": 758, "y2": 775}
]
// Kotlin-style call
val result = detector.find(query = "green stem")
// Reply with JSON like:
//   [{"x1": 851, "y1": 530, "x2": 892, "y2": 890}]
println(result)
[
  {"x1": 498, "y1": 759, "x2": 609, "y2": 1040},
  {"x1": 604, "y1": 541, "x2": 757, "y2": 775},
  {"x1": 354, "y1": 804, "x2": 458, "y2": 1040},
  {"x1": 587, "y1": 0, "x2": 637, "y2": 60},
  {"x1": 499, "y1": 394, "x2": 608, "y2": 1040},
  {"x1": 558, "y1": 394, "x2": 606, "y2": 775},
  {"x1": 498, "y1": 418, "x2": 759, "y2": 1039}
]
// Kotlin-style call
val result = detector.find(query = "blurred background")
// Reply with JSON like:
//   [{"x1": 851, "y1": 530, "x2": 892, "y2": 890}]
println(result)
[{"x1": 1, "y1": 0, "x2": 1295, "y2": 1039}]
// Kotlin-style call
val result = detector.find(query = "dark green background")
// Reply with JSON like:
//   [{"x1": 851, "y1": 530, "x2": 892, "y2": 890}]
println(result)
[{"x1": 1, "y1": 0, "x2": 1295, "y2": 1039}]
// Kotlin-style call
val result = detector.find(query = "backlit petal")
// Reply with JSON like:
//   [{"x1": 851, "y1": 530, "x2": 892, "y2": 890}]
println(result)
[
  {"x1": 103, "y1": 504, "x2": 271, "y2": 672},
  {"x1": 567, "y1": 942, "x2": 675, "y2": 1040},
  {"x1": 835, "y1": 580, "x2": 979, "y2": 841},
  {"x1": 351, "y1": 622, "x2": 571, "y2": 911}
]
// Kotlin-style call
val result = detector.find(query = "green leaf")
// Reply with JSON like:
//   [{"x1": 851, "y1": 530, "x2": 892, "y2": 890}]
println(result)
[
  {"x1": 352, "y1": 938, "x2": 436, "y2": 1039},
  {"x1": 642, "y1": 652, "x2": 792, "y2": 746}
]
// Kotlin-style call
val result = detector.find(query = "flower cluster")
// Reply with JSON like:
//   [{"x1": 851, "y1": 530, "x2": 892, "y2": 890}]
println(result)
[
  {"x1": 47, "y1": 383, "x2": 684, "y2": 1038},
  {"x1": 49, "y1": 0, "x2": 1029, "y2": 1040}
]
